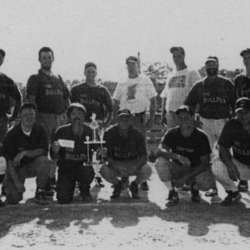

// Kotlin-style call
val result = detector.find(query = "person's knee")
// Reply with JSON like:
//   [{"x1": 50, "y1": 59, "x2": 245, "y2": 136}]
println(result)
[{"x1": 100, "y1": 165, "x2": 111, "y2": 178}]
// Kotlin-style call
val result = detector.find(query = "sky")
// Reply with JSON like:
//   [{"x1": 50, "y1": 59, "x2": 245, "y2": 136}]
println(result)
[{"x1": 1, "y1": 0, "x2": 250, "y2": 84}]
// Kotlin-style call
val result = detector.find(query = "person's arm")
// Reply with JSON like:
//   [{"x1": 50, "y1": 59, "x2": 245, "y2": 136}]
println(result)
[
  {"x1": 219, "y1": 145, "x2": 240, "y2": 181},
  {"x1": 175, "y1": 154, "x2": 210, "y2": 187},
  {"x1": 6, "y1": 160, "x2": 25, "y2": 193},
  {"x1": 103, "y1": 110, "x2": 113, "y2": 129},
  {"x1": 112, "y1": 99, "x2": 120, "y2": 124},
  {"x1": 146, "y1": 96, "x2": 156, "y2": 130}
]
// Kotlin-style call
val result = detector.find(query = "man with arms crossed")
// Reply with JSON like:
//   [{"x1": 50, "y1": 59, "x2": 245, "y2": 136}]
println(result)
[
  {"x1": 26, "y1": 47, "x2": 70, "y2": 193},
  {"x1": 113, "y1": 56, "x2": 157, "y2": 190},
  {"x1": 3, "y1": 103, "x2": 50, "y2": 205},
  {"x1": 155, "y1": 105, "x2": 214, "y2": 206},
  {"x1": 212, "y1": 97, "x2": 250, "y2": 206},
  {"x1": 100, "y1": 108, "x2": 152, "y2": 199}
]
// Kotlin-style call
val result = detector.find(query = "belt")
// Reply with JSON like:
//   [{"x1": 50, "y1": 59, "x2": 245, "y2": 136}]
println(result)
[{"x1": 133, "y1": 111, "x2": 146, "y2": 116}]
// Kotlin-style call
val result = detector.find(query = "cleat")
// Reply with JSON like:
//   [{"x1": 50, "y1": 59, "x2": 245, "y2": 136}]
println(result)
[
  {"x1": 220, "y1": 191, "x2": 242, "y2": 206},
  {"x1": 110, "y1": 180, "x2": 122, "y2": 199},
  {"x1": 35, "y1": 189, "x2": 48, "y2": 205},
  {"x1": 140, "y1": 181, "x2": 149, "y2": 191},
  {"x1": 166, "y1": 189, "x2": 179, "y2": 207},
  {"x1": 238, "y1": 180, "x2": 248, "y2": 192},
  {"x1": 129, "y1": 181, "x2": 140, "y2": 199},
  {"x1": 205, "y1": 188, "x2": 218, "y2": 197}
]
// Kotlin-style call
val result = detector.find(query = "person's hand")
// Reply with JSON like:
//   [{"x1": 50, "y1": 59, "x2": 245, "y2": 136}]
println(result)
[
  {"x1": 15, "y1": 181, "x2": 25, "y2": 193},
  {"x1": 227, "y1": 165, "x2": 240, "y2": 182},
  {"x1": 52, "y1": 141, "x2": 60, "y2": 154},
  {"x1": 99, "y1": 147, "x2": 107, "y2": 158},
  {"x1": 146, "y1": 119, "x2": 154, "y2": 130},
  {"x1": 174, "y1": 154, "x2": 191, "y2": 168},
  {"x1": 13, "y1": 151, "x2": 26, "y2": 167}
]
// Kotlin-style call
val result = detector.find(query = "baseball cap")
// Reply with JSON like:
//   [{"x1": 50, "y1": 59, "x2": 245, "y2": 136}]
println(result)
[
  {"x1": 205, "y1": 56, "x2": 219, "y2": 64},
  {"x1": 175, "y1": 105, "x2": 194, "y2": 116},
  {"x1": 117, "y1": 108, "x2": 132, "y2": 117},
  {"x1": 0, "y1": 49, "x2": 5, "y2": 58},
  {"x1": 170, "y1": 47, "x2": 185, "y2": 56},
  {"x1": 85, "y1": 62, "x2": 97, "y2": 70},
  {"x1": 126, "y1": 56, "x2": 138, "y2": 64},
  {"x1": 235, "y1": 97, "x2": 250, "y2": 113},
  {"x1": 240, "y1": 48, "x2": 250, "y2": 57}
]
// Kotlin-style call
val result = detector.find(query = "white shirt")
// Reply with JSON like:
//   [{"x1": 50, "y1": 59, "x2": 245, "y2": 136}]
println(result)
[{"x1": 113, "y1": 74, "x2": 157, "y2": 113}]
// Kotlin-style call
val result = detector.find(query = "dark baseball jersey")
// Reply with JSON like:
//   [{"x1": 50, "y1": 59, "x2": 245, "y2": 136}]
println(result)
[
  {"x1": 218, "y1": 118, "x2": 250, "y2": 166},
  {"x1": 103, "y1": 124, "x2": 147, "y2": 161},
  {"x1": 3, "y1": 122, "x2": 49, "y2": 169},
  {"x1": 70, "y1": 83, "x2": 113, "y2": 123},
  {"x1": 234, "y1": 73, "x2": 250, "y2": 99},
  {"x1": 161, "y1": 127, "x2": 211, "y2": 168},
  {"x1": 0, "y1": 73, "x2": 22, "y2": 116},
  {"x1": 184, "y1": 76, "x2": 235, "y2": 119},
  {"x1": 26, "y1": 70, "x2": 70, "y2": 114},
  {"x1": 51, "y1": 124, "x2": 93, "y2": 168}
]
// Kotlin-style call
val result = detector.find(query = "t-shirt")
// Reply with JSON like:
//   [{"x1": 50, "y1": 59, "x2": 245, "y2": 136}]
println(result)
[
  {"x1": 70, "y1": 83, "x2": 113, "y2": 122},
  {"x1": 0, "y1": 73, "x2": 22, "y2": 116},
  {"x1": 3, "y1": 122, "x2": 49, "y2": 168},
  {"x1": 113, "y1": 74, "x2": 157, "y2": 113},
  {"x1": 184, "y1": 76, "x2": 235, "y2": 119},
  {"x1": 160, "y1": 68, "x2": 201, "y2": 112},
  {"x1": 234, "y1": 73, "x2": 250, "y2": 98},
  {"x1": 26, "y1": 70, "x2": 70, "y2": 114},
  {"x1": 161, "y1": 127, "x2": 211, "y2": 168},
  {"x1": 51, "y1": 124, "x2": 93, "y2": 168},
  {"x1": 218, "y1": 118, "x2": 250, "y2": 166},
  {"x1": 103, "y1": 124, "x2": 147, "y2": 161}
]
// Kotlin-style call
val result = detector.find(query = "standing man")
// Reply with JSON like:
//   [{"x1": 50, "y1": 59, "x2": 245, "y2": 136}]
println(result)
[
  {"x1": 70, "y1": 62, "x2": 113, "y2": 187},
  {"x1": 234, "y1": 48, "x2": 250, "y2": 191},
  {"x1": 160, "y1": 47, "x2": 201, "y2": 129},
  {"x1": 26, "y1": 47, "x2": 70, "y2": 192},
  {"x1": 0, "y1": 49, "x2": 22, "y2": 198},
  {"x1": 113, "y1": 56, "x2": 157, "y2": 190},
  {"x1": 3, "y1": 103, "x2": 50, "y2": 205},
  {"x1": 184, "y1": 56, "x2": 236, "y2": 197},
  {"x1": 155, "y1": 105, "x2": 214, "y2": 206},
  {"x1": 100, "y1": 108, "x2": 152, "y2": 199},
  {"x1": 211, "y1": 97, "x2": 250, "y2": 206},
  {"x1": 51, "y1": 103, "x2": 95, "y2": 204}
]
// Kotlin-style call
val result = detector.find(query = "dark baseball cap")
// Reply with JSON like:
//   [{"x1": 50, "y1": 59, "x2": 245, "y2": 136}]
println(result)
[
  {"x1": 205, "y1": 56, "x2": 219, "y2": 64},
  {"x1": 85, "y1": 62, "x2": 97, "y2": 70},
  {"x1": 235, "y1": 97, "x2": 250, "y2": 113},
  {"x1": 0, "y1": 49, "x2": 5, "y2": 58},
  {"x1": 117, "y1": 108, "x2": 132, "y2": 117},
  {"x1": 126, "y1": 56, "x2": 138, "y2": 64},
  {"x1": 240, "y1": 48, "x2": 250, "y2": 57},
  {"x1": 170, "y1": 47, "x2": 185, "y2": 56},
  {"x1": 175, "y1": 105, "x2": 194, "y2": 116}
]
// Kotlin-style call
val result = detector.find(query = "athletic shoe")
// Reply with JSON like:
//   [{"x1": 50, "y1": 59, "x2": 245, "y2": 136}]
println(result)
[
  {"x1": 238, "y1": 180, "x2": 249, "y2": 192},
  {"x1": 0, "y1": 199, "x2": 5, "y2": 207},
  {"x1": 205, "y1": 188, "x2": 218, "y2": 197},
  {"x1": 129, "y1": 181, "x2": 140, "y2": 199},
  {"x1": 110, "y1": 180, "x2": 122, "y2": 199},
  {"x1": 191, "y1": 185, "x2": 200, "y2": 203},
  {"x1": 220, "y1": 191, "x2": 242, "y2": 206},
  {"x1": 95, "y1": 177, "x2": 105, "y2": 188},
  {"x1": 182, "y1": 183, "x2": 191, "y2": 191},
  {"x1": 35, "y1": 189, "x2": 48, "y2": 205},
  {"x1": 121, "y1": 176, "x2": 129, "y2": 190},
  {"x1": 166, "y1": 189, "x2": 179, "y2": 207},
  {"x1": 140, "y1": 181, "x2": 149, "y2": 191}
]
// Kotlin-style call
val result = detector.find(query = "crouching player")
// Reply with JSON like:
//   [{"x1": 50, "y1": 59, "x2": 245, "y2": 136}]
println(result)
[
  {"x1": 155, "y1": 105, "x2": 215, "y2": 206},
  {"x1": 51, "y1": 103, "x2": 95, "y2": 204},
  {"x1": 212, "y1": 97, "x2": 250, "y2": 206},
  {"x1": 99, "y1": 108, "x2": 152, "y2": 199}
]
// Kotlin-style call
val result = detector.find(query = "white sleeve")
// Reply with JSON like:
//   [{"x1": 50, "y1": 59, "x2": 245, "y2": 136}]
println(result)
[
  {"x1": 113, "y1": 82, "x2": 123, "y2": 101},
  {"x1": 188, "y1": 70, "x2": 201, "y2": 88}
]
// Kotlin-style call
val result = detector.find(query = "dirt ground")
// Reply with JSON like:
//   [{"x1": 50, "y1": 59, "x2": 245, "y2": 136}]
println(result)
[{"x1": 1, "y1": 165, "x2": 250, "y2": 250}]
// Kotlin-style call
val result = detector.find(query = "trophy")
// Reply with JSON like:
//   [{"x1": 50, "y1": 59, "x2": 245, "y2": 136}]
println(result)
[{"x1": 84, "y1": 113, "x2": 106, "y2": 166}]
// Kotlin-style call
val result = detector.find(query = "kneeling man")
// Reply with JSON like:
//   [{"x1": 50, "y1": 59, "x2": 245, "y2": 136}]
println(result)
[
  {"x1": 3, "y1": 103, "x2": 50, "y2": 205},
  {"x1": 100, "y1": 108, "x2": 152, "y2": 199},
  {"x1": 155, "y1": 105, "x2": 215, "y2": 206},
  {"x1": 212, "y1": 97, "x2": 250, "y2": 206},
  {"x1": 51, "y1": 103, "x2": 94, "y2": 204}
]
